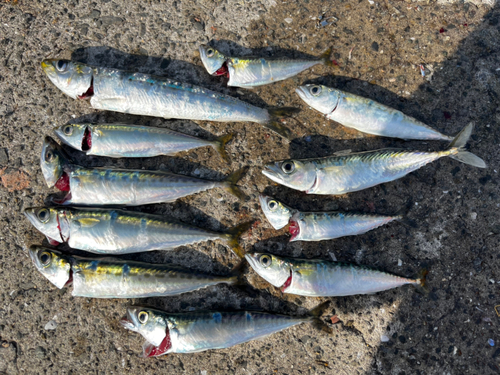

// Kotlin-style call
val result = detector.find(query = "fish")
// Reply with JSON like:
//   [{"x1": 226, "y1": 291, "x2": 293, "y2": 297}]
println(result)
[
  {"x1": 41, "y1": 136, "x2": 246, "y2": 206},
  {"x1": 29, "y1": 245, "x2": 237, "y2": 298},
  {"x1": 120, "y1": 305, "x2": 322, "y2": 357},
  {"x1": 199, "y1": 45, "x2": 333, "y2": 88},
  {"x1": 296, "y1": 84, "x2": 456, "y2": 141},
  {"x1": 23, "y1": 206, "x2": 251, "y2": 258},
  {"x1": 259, "y1": 194, "x2": 400, "y2": 241},
  {"x1": 245, "y1": 252, "x2": 427, "y2": 297},
  {"x1": 54, "y1": 123, "x2": 234, "y2": 162},
  {"x1": 41, "y1": 59, "x2": 298, "y2": 138},
  {"x1": 262, "y1": 123, "x2": 486, "y2": 195}
]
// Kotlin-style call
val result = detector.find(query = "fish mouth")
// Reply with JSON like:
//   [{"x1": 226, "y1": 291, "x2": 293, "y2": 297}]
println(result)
[
  {"x1": 262, "y1": 164, "x2": 284, "y2": 185},
  {"x1": 295, "y1": 87, "x2": 308, "y2": 103},
  {"x1": 120, "y1": 310, "x2": 137, "y2": 331},
  {"x1": 244, "y1": 253, "x2": 260, "y2": 270}
]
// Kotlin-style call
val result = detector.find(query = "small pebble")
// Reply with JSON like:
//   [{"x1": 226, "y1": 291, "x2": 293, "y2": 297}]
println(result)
[
  {"x1": 470, "y1": 212, "x2": 477, "y2": 220},
  {"x1": 381, "y1": 335, "x2": 389, "y2": 342},
  {"x1": 398, "y1": 259, "x2": 402, "y2": 267},
  {"x1": 488, "y1": 339, "x2": 495, "y2": 347},
  {"x1": 284, "y1": 18, "x2": 293, "y2": 24},
  {"x1": 44, "y1": 320, "x2": 57, "y2": 330}
]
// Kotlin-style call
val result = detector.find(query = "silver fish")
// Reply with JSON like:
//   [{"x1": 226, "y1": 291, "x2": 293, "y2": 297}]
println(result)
[
  {"x1": 246, "y1": 252, "x2": 426, "y2": 297},
  {"x1": 296, "y1": 84, "x2": 456, "y2": 141},
  {"x1": 262, "y1": 123, "x2": 486, "y2": 195},
  {"x1": 24, "y1": 207, "x2": 250, "y2": 258},
  {"x1": 199, "y1": 45, "x2": 333, "y2": 88},
  {"x1": 54, "y1": 123, "x2": 234, "y2": 161},
  {"x1": 41, "y1": 136, "x2": 246, "y2": 205},
  {"x1": 259, "y1": 194, "x2": 400, "y2": 241},
  {"x1": 29, "y1": 246, "x2": 237, "y2": 298},
  {"x1": 121, "y1": 306, "x2": 313, "y2": 357},
  {"x1": 41, "y1": 59, "x2": 297, "y2": 138}
]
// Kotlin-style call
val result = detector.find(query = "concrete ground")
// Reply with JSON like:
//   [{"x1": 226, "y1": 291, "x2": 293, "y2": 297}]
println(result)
[{"x1": 0, "y1": 0, "x2": 499, "y2": 373}]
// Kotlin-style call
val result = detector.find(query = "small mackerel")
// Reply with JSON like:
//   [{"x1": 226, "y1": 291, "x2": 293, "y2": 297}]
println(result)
[
  {"x1": 29, "y1": 246, "x2": 237, "y2": 298},
  {"x1": 246, "y1": 253, "x2": 426, "y2": 297}
]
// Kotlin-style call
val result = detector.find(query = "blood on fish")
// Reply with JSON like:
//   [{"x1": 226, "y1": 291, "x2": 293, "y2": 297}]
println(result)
[
  {"x1": 64, "y1": 270, "x2": 73, "y2": 287},
  {"x1": 214, "y1": 62, "x2": 229, "y2": 78},
  {"x1": 55, "y1": 172, "x2": 70, "y2": 191},
  {"x1": 289, "y1": 220, "x2": 300, "y2": 241},
  {"x1": 144, "y1": 328, "x2": 172, "y2": 357},
  {"x1": 47, "y1": 237, "x2": 61, "y2": 246},
  {"x1": 78, "y1": 78, "x2": 94, "y2": 99},
  {"x1": 82, "y1": 126, "x2": 92, "y2": 151},
  {"x1": 281, "y1": 270, "x2": 293, "y2": 292}
]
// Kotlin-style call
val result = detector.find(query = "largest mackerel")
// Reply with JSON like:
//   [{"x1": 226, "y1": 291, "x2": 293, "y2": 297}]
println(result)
[
  {"x1": 262, "y1": 123, "x2": 486, "y2": 195},
  {"x1": 41, "y1": 59, "x2": 297, "y2": 137}
]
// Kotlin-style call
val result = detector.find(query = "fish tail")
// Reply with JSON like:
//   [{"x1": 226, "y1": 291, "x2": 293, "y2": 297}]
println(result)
[
  {"x1": 224, "y1": 221, "x2": 253, "y2": 259},
  {"x1": 266, "y1": 107, "x2": 301, "y2": 139},
  {"x1": 320, "y1": 47, "x2": 334, "y2": 67},
  {"x1": 222, "y1": 166, "x2": 248, "y2": 200},
  {"x1": 309, "y1": 301, "x2": 333, "y2": 333},
  {"x1": 213, "y1": 133, "x2": 234, "y2": 163},
  {"x1": 227, "y1": 259, "x2": 246, "y2": 285},
  {"x1": 447, "y1": 123, "x2": 486, "y2": 168},
  {"x1": 415, "y1": 269, "x2": 429, "y2": 294}
]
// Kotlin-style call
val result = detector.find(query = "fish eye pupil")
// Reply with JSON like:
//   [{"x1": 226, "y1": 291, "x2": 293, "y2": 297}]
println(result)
[
  {"x1": 46, "y1": 151, "x2": 54, "y2": 162},
  {"x1": 40, "y1": 252, "x2": 50, "y2": 265},
  {"x1": 269, "y1": 201, "x2": 276, "y2": 209},
  {"x1": 138, "y1": 311, "x2": 148, "y2": 324},
  {"x1": 282, "y1": 161, "x2": 295, "y2": 173},
  {"x1": 64, "y1": 126, "x2": 72, "y2": 135},
  {"x1": 260, "y1": 255, "x2": 271, "y2": 267},
  {"x1": 38, "y1": 209, "x2": 48, "y2": 221},
  {"x1": 207, "y1": 49, "x2": 214, "y2": 56},
  {"x1": 56, "y1": 60, "x2": 67, "y2": 71}
]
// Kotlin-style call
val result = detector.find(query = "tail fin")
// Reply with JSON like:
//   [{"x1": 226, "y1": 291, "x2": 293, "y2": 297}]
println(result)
[
  {"x1": 319, "y1": 48, "x2": 334, "y2": 67},
  {"x1": 309, "y1": 301, "x2": 333, "y2": 333},
  {"x1": 212, "y1": 133, "x2": 234, "y2": 163},
  {"x1": 226, "y1": 259, "x2": 246, "y2": 285},
  {"x1": 221, "y1": 166, "x2": 248, "y2": 200},
  {"x1": 448, "y1": 123, "x2": 486, "y2": 168},
  {"x1": 266, "y1": 107, "x2": 301, "y2": 139},
  {"x1": 223, "y1": 221, "x2": 253, "y2": 259},
  {"x1": 414, "y1": 269, "x2": 429, "y2": 294}
]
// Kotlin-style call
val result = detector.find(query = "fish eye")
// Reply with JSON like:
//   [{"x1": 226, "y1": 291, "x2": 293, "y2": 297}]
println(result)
[
  {"x1": 268, "y1": 200, "x2": 277, "y2": 210},
  {"x1": 207, "y1": 48, "x2": 214, "y2": 57},
  {"x1": 259, "y1": 255, "x2": 272, "y2": 268},
  {"x1": 138, "y1": 311, "x2": 149, "y2": 324},
  {"x1": 281, "y1": 161, "x2": 295, "y2": 174},
  {"x1": 56, "y1": 60, "x2": 67, "y2": 72},
  {"x1": 63, "y1": 125, "x2": 73, "y2": 135},
  {"x1": 40, "y1": 251, "x2": 51, "y2": 266},
  {"x1": 45, "y1": 150, "x2": 54, "y2": 162},
  {"x1": 310, "y1": 86, "x2": 322, "y2": 96},
  {"x1": 37, "y1": 208, "x2": 50, "y2": 223}
]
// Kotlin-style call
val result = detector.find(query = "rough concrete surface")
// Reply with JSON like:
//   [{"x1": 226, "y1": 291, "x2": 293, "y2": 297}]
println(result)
[{"x1": 0, "y1": 0, "x2": 499, "y2": 374}]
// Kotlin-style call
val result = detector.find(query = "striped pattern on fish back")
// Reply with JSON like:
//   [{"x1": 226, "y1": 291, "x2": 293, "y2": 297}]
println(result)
[{"x1": 167, "y1": 311, "x2": 308, "y2": 353}]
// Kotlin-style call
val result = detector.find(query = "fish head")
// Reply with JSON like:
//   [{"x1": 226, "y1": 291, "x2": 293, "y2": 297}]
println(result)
[
  {"x1": 23, "y1": 206, "x2": 63, "y2": 244},
  {"x1": 199, "y1": 44, "x2": 227, "y2": 75},
  {"x1": 28, "y1": 245, "x2": 71, "y2": 289},
  {"x1": 262, "y1": 159, "x2": 316, "y2": 192},
  {"x1": 41, "y1": 136, "x2": 69, "y2": 188},
  {"x1": 258, "y1": 194, "x2": 293, "y2": 230},
  {"x1": 121, "y1": 307, "x2": 168, "y2": 348},
  {"x1": 41, "y1": 59, "x2": 93, "y2": 100},
  {"x1": 295, "y1": 84, "x2": 340, "y2": 115},
  {"x1": 245, "y1": 252, "x2": 291, "y2": 288},
  {"x1": 54, "y1": 124, "x2": 88, "y2": 152}
]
